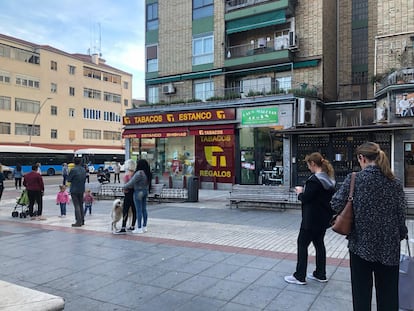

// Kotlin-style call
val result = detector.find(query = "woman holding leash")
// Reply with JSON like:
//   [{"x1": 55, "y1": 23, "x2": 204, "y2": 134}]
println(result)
[{"x1": 123, "y1": 159, "x2": 152, "y2": 234}]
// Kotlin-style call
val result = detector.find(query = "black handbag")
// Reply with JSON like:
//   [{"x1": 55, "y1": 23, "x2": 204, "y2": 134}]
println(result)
[{"x1": 331, "y1": 172, "x2": 356, "y2": 235}]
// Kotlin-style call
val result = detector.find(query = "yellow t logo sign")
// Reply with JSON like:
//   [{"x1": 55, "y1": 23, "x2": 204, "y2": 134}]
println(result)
[
  {"x1": 216, "y1": 110, "x2": 226, "y2": 119},
  {"x1": 204, "y1": 146, "x2": 226, "y2": 167}
]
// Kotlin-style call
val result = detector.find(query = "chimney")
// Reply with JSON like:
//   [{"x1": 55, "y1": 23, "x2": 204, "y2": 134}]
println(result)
[{"x1": 91, "y1": 53, "x2": 99, "y2": 65}]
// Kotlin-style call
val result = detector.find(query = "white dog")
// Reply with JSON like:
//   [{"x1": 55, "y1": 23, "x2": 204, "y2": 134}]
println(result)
[{"x1": 111, "y1": 199, "x2": 132, "y2": 231}]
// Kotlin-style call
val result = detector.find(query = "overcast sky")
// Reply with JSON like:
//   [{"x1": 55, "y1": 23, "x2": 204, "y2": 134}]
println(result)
[{"x1": 0, "y1": 0, "x2": 146, "y2": 99}]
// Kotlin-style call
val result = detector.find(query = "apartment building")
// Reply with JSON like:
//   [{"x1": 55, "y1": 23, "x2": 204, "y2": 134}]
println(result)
[
  {"x1": 124, "y1": 0, "x2": 414, "y2": 188},
  {"x1": 0, "y1": 34, "x2": 132, "y2": 151}
]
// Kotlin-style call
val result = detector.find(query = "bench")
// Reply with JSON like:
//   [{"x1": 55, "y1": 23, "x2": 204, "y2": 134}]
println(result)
[
  {"x1": 98, "y1": 184, "x2": 124, "y2": 199},
  {"x1": 229, "y1": 184, "x2": 299, "y2": 210},
  {"x1": 148, "y1": 183, "x2": 165, "y2": 203},
  {"x1": 160, "y1": 188, "x2": 188, "y2": 201}
]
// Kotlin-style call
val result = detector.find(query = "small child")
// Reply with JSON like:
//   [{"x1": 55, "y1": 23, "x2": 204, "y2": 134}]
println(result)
[
  {"x1": 83, "y1": 189, "x2": 94, "y2": 215},
  {"x1": 56, "y1": 185, "x2": 70, "y2": 217}
]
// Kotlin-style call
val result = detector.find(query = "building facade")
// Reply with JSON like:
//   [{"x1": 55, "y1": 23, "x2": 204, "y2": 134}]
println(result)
[
  {"x1": 123, "y1": 0, "x2": 414, "y2": 189},
  {"x1": 0, "y1": 34, "x2": 132, "y2": 151}
]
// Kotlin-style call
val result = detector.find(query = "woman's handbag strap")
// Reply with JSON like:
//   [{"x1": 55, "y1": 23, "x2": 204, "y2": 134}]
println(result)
[{"x1": 347, "y1": 172, "x2": 356, "y2": 202}]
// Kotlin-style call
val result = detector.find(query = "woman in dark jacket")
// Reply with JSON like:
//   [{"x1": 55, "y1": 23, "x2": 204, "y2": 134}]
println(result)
[
  {"x1": 285, "y1": 152, "x2": 336, "y2": 285},
  {"x1": 331, "y1": 142, "x2": 408, "y2": 310}
]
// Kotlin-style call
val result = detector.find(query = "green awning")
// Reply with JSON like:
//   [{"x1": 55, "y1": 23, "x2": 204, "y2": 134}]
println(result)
[{"x1": 226, "y1": 10, "x2": 286, "y2": 34}]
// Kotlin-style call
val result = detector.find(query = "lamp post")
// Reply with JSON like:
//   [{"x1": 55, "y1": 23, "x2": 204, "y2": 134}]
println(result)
[{"x1": 28, "y1": 97, "x2": 52, "y2": 146}]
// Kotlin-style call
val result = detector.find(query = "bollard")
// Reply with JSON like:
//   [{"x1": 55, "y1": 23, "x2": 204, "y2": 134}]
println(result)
[
  {"x1": 183, "y1": 175, "x2": 187, "y2": 189},
  {"x1": 168, "y1": 175, "x2": 173, "y2": 188}
]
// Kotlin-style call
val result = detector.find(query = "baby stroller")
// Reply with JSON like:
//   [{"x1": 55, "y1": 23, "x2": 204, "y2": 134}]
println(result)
[{"x1": 11, "y1": 189, "x2": 32, "y2": 218}]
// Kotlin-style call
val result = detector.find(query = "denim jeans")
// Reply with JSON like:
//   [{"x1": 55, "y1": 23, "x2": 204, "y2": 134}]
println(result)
[
  {"x1": 133, "y1": 189, "x2": 148, "y2": 228},
  {"x1": 59, "y1": 203, "x2": 66, "y2": 216}
]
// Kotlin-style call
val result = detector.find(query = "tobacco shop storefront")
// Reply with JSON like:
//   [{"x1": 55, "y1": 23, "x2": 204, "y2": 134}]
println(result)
[{"x1": 122, "y1": 108, "x2": 237, "y2": 189}]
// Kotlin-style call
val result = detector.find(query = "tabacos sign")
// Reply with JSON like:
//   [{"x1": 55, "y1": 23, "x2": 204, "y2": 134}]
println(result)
[
  {"x1": 195, "y1": 135, "x2": 234, "y2": 183},
  {"x1": 123, "y1": 108, "x2": 235, "y2": 125}
]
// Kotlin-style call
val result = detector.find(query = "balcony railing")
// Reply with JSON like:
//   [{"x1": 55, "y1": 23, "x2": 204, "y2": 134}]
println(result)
[
  {"x1": 377, "y1": 67, "x2": 414, "y2": 91},
  {"x1": 226, "y1": 37, "x2": 289, "y2": 59},
  {"x1": 225, "y1": 0, "x2": 272, "y2": 12}
]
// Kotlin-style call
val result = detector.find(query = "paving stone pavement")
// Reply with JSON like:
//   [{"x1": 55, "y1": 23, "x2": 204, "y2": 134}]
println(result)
[{"x1": 0, "y1": 183, "x2": 413, "y2": 310}]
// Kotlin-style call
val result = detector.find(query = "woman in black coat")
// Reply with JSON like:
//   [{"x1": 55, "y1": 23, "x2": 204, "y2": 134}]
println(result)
[{"x1": 284, "y1": 152, "x2": 336, "y2": 285}]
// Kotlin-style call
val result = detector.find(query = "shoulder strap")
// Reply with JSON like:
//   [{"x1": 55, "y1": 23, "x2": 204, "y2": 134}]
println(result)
[{"x1": 348, "y1": 172, "x2": 356, "y2": 201}]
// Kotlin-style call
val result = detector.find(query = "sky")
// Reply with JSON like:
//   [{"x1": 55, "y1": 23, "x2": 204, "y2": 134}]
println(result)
[{"x1": 0, "y1": 0, "x2": 146, "y2": 99}]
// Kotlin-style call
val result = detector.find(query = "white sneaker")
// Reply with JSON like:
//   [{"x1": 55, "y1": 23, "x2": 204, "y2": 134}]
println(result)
[
  {"x1": 284, "y1": 275, "x2": 307, "y2": 285},
  {"x1": 307, "y1": 273, "x2": 328, "y2": 283},
  {"x1": 133, "y1": 228, "x2": 143, "y2": 234},
  {"x1": 143, "y1": 226, "x2": 148, "y2": 232}
]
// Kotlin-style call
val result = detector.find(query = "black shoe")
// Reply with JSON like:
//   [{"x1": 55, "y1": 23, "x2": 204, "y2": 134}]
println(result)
[
  {"x1": 113, "y1": 229, "x2": 127, "y2": 235},
  {"x1": 127, "y1": 227, "x2": 135, "y2": 232},
  {"x1": 71, "y1": 223, "x2": 81, "y2": 227}
]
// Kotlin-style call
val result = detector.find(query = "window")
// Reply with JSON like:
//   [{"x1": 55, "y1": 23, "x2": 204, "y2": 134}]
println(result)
[
  {"x1": 146, "y1": 45, "x2": 158, "y2": 72},
  {"x1": 69, "y1": 87, "x2": 75, "y2": 96},
  {"x1": 83, "y1": 108, "x2": 101, "y2": 120},
  {"x1": 51, "y1": 129, "x2": 58, "y2": 139},
  {"x1": 83, "y1": 88, "x2": 101, "y2": 100},
  {"x1": 51, "y1": 105, "x2": 58, "y2": 116},
  {"x1": 16, "y1": 75, "x2": 40, "y2": 89},
  {"x1": 193, "y1": 34, "x2": 214, "y2": 65},
  {"x1": 0, "y1": 122, "x2": 11, "y2": 134},
  {"x1": 124, "y1": 99, "x2": 129, "y2": 107},
  {"x1": 69, "y1": 108, "x2": 75, "y2": 117},
  {"x1": 274, "y1": 30, "x2": 290, "y2": 50},
  {"x1": 0, "y1": 96, "x2": 11, "y2": 110},
  {"x1": 103, "y1": 131, "x2": 121, "y2": 140},
  {"x1": 83, "y1": 129, "x2": 101, "y2": 140},
  {"x1": 0, "y1": 71, "x2": 11, "y2": 84},
  {"x1": 123, "y1": 81, "x2": 129, "y2": 89},
  {"x1": 13, "y1": 49, "x2": 39, "y2": 64},
  {"x1": 103, "y1": 111, "x2": 121, "y2": 122},
  {"x1": 0, "y1": 44, "x2": 11, "y2": 58},
  {"x1": 194, "y1": 80, "x2": 214, "y2": 101},
  {"x1": 193, "y1": 0, "x2": 213, "y2": 20},
  {"x1": 148, "y1": 87, "x2": 159, "y2": 104},
  {"x1": 51, "y1": 83, "x2": 57, "y2": 93},
  {"x1": 103, "y1": 92, "x2": 121, "y2": 103},
  {"x1": 15, "y1": 123, "x2": 39, "y2": 136},
  {"x1": 68, "y1": 65, "x2": 76, "y2": 75},
  {"x1": 51, "y1": 61, "x2": 57, "y2": 71},
  {"x1": 15, "y1": 98, "x2": 40, "y2": 114},
  {"x1": 146, "y1": 3, "x2": 158, "y2": 30},
  {"x1": 275, "y1": 76, "x2": 291, "y2": 91}
]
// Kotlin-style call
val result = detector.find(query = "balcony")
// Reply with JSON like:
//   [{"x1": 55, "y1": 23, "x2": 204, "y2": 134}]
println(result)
[
  {"x1": 375, "y1": 67, "x2": 414, "y2": 92},
  {"x1": 225, "y1": 0, "x2": 296, "y2": 14},
  {"x1": 225, "y1": 38, "x2": 293, "y2": 69}
]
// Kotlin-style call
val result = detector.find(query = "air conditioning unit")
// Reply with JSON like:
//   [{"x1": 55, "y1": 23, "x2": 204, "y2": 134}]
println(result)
[
  {"x1": 162, "y1": 83, "x2": 176, "y2": 94},
  {"x1": 297, "y1": 98, "x2": 320, "y2": 126},
  {"x1": 289, "y1": 31, "x2": 297, "y2": 48}
]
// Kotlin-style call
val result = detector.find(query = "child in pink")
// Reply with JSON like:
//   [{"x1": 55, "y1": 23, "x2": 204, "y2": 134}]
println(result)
[
  {"x1": 83, "y1": 189, "x2": 94, "y2": 215},
  {"x1": 56, "y1": 185, "x2": 70, "y2": 217}
]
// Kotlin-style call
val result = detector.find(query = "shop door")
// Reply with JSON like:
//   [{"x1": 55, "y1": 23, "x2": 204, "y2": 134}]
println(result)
[
  {"x1": 405, "y1": 142, "x2": 414, "y2": 187},
  {"x1": 240, "y1": 149, "x2": 256, "y2": 184}
]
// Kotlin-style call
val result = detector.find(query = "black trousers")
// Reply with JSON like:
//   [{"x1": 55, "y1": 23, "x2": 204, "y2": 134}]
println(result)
[
  {"x1": 294, "y1": 228, "x2": 326, "y2": 282},
  {"x1": 350, "y1": 251, "x2": 399, "y2": 311},
  {"x1": 27, "y1": 190, "x2": 43, "y2": 216},
  {"x1": 121, "y1": 191, "x2": 136, "y2": 228}
]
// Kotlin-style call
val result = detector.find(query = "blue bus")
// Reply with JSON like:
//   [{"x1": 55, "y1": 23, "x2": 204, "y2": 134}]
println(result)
[
  {"x1": 74, "y1": 148, "x2": 125, "y2": 173},
  {"x1": 0, "y1": 145, "x2": 74, "y2": 178}
]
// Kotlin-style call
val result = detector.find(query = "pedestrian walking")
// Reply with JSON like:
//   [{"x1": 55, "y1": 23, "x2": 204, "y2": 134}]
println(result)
[
  {"x1": 114, "y1": 159, "x2": 137, "y2": 234},
  {"x1": 114, "y1": 162, "x2": 121, "y2": 183},
  {"x1": 123, "y1": 159, "x2": 151, "y2": 234},
  {"x1": 0, "y1": 164, "x2": 5, "y2": 202},
  {"x1": 84, "y1": 164, "x2": 90, "y2": 183},
  {"x1": 67, "y1": 157, "x2": 86, "y2": 227},
  {"x1": 331, "y1": 142, "x2": 408, "y2": 310},
  {"x1": 83, "y1": 189, "x2": 94, "y2": 215},
  {"x1": 56, "y1": 184, "x2": 70, "y2": 217},
  {"x1": 62, "y1": 163, "x2": 69, "y2": 185},
  {"x1": 14, "y1": 163, "x2": 23, "y2": 189},
  {"x1": 285, "y1": 152, "x2": 336, "y2": 285},
  {"x1": 23, "y1": 164, "x2": 45, "y2": 220}
]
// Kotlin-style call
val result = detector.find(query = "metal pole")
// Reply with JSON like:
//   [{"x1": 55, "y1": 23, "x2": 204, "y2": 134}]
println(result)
[{"x1": 28, "y1": 97, "x2": 52, "y2": 146}]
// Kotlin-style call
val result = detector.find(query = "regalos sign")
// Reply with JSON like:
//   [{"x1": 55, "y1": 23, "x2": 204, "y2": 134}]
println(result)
[
  {"x1": 123, "y1": 108, "x2": 235, "y2": 125},
  {"x1": 195, "y1": 135, "x2": 234, "y2": 183}
]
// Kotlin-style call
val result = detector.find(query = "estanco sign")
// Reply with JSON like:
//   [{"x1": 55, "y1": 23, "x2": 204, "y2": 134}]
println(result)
[{"x1": 123, "y1": 108, "x2": 236, "y2": 125}]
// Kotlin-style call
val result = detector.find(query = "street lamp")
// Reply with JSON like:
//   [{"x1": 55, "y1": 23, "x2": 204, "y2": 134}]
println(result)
[{"x1": 28, "y1": 97, "x2": 52, "y2": 146}]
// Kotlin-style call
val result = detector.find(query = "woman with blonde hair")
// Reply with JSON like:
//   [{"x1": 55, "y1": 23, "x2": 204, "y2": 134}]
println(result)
[
  {"x1": 331, "y1": 142, "x2": 407, "y2": 310},
  {"x1": 285, "y1": 152, "x2": 336, "y2": 285}
]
